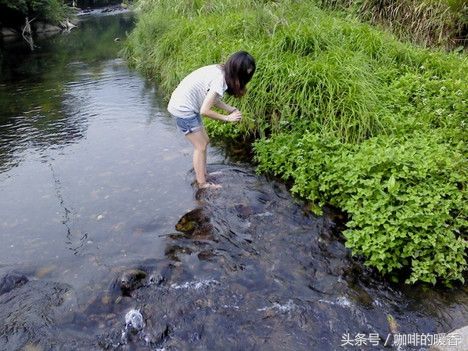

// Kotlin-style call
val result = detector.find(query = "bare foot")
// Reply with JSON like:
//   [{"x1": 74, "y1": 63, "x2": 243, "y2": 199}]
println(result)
[{"x1": 198, "y1": 182, "x2": 222, "y2": 189}]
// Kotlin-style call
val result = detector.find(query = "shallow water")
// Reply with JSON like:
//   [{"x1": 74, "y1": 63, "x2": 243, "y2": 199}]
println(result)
[{"x1": 0, "y1": 12, "x2": 467, "y2": 351}]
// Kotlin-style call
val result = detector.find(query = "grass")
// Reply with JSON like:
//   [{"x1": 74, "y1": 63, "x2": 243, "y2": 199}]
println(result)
[{"x1": 317, "y1": 0, "x2": 467, "y2": 49}]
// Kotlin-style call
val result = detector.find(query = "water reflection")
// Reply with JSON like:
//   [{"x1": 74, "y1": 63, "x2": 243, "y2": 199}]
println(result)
[
  {"x1": 0, "y1": 12, "x2": 199, "y2": 298},
  {"x1": 0, "y1": 13, "x2": 134, "y2": 174}
]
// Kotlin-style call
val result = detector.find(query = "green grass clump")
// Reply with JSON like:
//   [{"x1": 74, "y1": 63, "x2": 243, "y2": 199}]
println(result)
[
  {"x1": 125, "y1": 0, "x2": 467, "y2": 285},
  {"x1": 317, "y1": 0, "x2": 467, "y2": 49}
]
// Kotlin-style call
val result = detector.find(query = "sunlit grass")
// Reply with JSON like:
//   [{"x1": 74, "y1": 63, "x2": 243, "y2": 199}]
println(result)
[
  {"x1": 317, "y1": 0, "x2": 467, "y2": 49},
  {"x1": 125, "y1": 0, "x2": 466, "y2": 142}
]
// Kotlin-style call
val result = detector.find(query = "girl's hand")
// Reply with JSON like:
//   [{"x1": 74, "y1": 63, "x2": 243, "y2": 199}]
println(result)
[{"x1": 226, "y1": 110, "x2": 242, "y2": 122}]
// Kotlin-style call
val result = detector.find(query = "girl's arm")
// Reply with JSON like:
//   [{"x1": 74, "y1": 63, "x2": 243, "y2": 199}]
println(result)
[
  {"x1": 200, "y1": 90, "x2": 241, "y2": 122},
  {"x1": 214, "y1": 99, "x2": 237, "y2": 114}
]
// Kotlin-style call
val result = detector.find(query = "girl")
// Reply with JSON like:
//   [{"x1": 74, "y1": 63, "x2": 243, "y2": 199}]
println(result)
[{"x1": 168, "y1": 51, "x2": 256, "y2": 189}]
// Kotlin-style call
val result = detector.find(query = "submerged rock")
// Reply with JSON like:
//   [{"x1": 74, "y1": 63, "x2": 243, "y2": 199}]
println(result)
[
  {"x1": 175, "y1": 207, "x2": 213, "y2": 238},
  {"x1": 118, "y1": 269, "x2": 147, "y2": 297},
  {"x1": 107, "y1": 262, "x2": 163, "y2": 300},
  {"x1": 0, "y1": 278, "x2": 93, "y2": 350},
  {"x1": 0, "y1": 272, "x2": 28, "y2": 295}
]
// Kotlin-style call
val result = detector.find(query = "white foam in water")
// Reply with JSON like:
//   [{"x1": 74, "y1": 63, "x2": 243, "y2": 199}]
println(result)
[
  {"x1": 125, "y1": 309, "x2": 145, "y2": 331},
  {"x1": 170, "y1": 279, "x2": 219, "y2": 290},
  {"x1": 255, "y1": 212, "x2": 273, "y2": 217},
  {"x1": 318, "y1": 296, "x2": 352, "y2": 307},
  {"x1": 336, "y1": 296, "x2": 352, "y2": 307},
  {"x1": 257, "y1": 299, "x2": 296, "y2": 312},
  {"x1": 121, "y1": 309, "x2": 146, "y2": 345}
]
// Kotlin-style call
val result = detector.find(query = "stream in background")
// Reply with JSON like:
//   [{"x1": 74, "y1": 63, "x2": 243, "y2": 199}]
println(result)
[{"x1": 0, "y1": 11, "x2": 466, "y2": 351}]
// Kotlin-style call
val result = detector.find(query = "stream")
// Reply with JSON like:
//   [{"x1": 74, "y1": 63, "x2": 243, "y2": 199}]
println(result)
[{"x1": 0, "y1": 11, "x2": 467, "y2": 351}]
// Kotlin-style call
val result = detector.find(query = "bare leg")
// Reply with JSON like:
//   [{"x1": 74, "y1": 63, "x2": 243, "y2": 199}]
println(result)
[
  {"x1": 200, "y1": 127, "x2": 209, "y2": 179},
  {"x1": 185, "y1": 128, "x2": 220, "y2": 188}
]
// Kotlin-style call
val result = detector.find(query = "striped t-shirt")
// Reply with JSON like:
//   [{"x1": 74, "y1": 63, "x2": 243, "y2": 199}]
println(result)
[{"x1": 167, "y1": 64, "x2": 227, "y2": 118}]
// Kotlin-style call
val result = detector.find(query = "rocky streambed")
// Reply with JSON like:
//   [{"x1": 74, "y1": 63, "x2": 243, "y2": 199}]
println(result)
[{"x1": 2, "y1": 165, "x2": 467, "y2": 350}]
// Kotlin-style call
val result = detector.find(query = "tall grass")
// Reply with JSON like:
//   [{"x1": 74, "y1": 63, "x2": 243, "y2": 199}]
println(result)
[
  {"x1": 318, "y1": 0, "x2": 467, "y2": 49},
  {"x1": 126, "y1": 0, "x2": 465, "y2": 142}
]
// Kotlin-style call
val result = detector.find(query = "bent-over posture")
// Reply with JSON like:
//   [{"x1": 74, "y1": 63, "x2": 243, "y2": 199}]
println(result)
[{"x1": 167, "y1": 51, "x2": 256, "y2": 189}]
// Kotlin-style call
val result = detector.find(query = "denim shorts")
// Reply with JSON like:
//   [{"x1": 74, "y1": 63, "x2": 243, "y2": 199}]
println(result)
[{"x1": 175, "y1": 114, "x2": 203, "y2": 135}]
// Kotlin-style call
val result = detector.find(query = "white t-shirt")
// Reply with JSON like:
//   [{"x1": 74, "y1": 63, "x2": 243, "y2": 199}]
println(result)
[{"x1": 167, "y1": 64, "x2": 227, "y2": 118}]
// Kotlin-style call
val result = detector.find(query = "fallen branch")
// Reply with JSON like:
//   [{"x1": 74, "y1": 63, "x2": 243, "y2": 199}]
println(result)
[
  {"x1": 21, "y1": 16, "x2": 36, "y2": 51},
  {"x1": 59, "y1": 18, "x2": 77, "y2": 32}
]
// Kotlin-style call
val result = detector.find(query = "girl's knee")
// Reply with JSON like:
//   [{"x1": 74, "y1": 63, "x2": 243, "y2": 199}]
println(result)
[
  {"x1": 194, "y1": 141, "x2": 208, "y2": 151},
  {"x1": 201, "y1": 135, "x2": 210, "y2": 149},
  {"x1": 186, "y1": 130, "x2": 209, "y2": 150}
]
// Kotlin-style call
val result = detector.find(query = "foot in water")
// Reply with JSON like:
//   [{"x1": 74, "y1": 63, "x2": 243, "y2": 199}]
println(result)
[{"x1": 199, "y1": 182, "x2": 222, "y2": 189}]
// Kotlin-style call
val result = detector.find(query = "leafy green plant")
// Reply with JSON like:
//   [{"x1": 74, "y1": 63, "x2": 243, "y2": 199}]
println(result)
[
  {"x1": 0, "y1": 0, "x2": 69, "y2": 24},
  {"x1": 254, "y1": 131, "x2": 467, "y2": 285}
]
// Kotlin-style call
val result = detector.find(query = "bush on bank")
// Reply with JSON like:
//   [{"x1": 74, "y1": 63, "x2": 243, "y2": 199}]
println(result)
[
  {"x1": 255, "y1": 131, "x2": 467, "y2": 284},
  {"x1": 125, "y1": 0, "x2": 467, "y2": 285}
]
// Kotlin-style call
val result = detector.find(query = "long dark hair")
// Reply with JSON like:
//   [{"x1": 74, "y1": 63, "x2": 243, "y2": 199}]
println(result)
[{"x1": 223, "y1": 51, "x2": 256, "y2": 98}]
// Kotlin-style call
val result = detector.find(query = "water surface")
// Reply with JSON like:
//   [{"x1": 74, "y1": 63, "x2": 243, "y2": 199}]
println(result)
[{"x1": 0, "y1": 10, "x2": 202, "y2": 308}]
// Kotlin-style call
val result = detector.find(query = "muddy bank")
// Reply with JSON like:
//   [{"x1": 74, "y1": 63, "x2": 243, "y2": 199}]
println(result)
[{"x1": 2, "y1": 166, "x2": 467, "y2": 350}]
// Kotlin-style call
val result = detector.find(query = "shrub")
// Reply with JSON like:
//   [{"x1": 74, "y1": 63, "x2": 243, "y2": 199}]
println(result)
[
  {"x1": 0, "y1": 0, "x2": 69, "y2": 24},
  {"x1": 254, "y1": 131, "x2": 467, "y2": 285}
]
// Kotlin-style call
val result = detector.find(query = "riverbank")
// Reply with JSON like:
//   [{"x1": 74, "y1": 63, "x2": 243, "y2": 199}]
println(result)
[{"x1": 125, "y1": 0, "x2": 467, "y2": 285}]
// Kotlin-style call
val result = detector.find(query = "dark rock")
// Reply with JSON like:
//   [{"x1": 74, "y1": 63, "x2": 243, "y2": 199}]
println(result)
[
  {"x1": 175, "y1": 207, "x2": 213, "y2": 239},
  {"x1": 0, "y1": 272, "x2": 28, "y2": 295},
  {"x1": 113, "y1": 269, "x2": 148, "y2": 297},
  {"x1": 0, "y1": 279, "x2": 94, "y2": 350}
]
